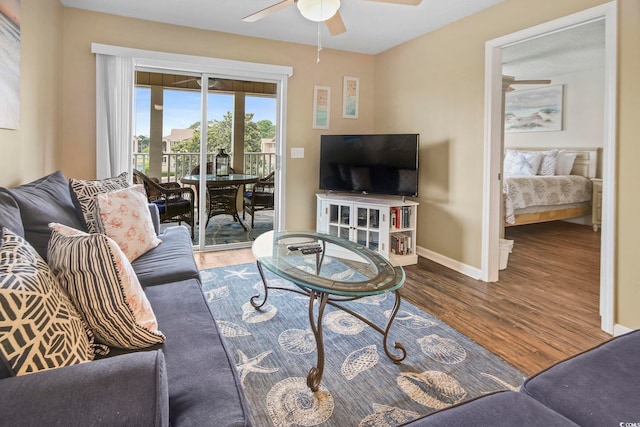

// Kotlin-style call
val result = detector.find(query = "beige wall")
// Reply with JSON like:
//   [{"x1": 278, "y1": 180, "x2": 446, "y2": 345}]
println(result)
[
  {"x1": 60, "y1": 8, "x2": 375, "y2": 231},
  {"x1": 616, "y1": 0, "x2": 640, "y2": 329},
  {"x1": 375, "y1": 0, "x2": 640, "y2": 329},
  {"x1": 0, "y1": 0, "x2": 63, "y2": 186}
]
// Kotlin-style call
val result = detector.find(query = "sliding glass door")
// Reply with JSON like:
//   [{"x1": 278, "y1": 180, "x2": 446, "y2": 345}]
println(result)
[{"x1": 133, "y1": 70, "x2": 277, "y2": 251}]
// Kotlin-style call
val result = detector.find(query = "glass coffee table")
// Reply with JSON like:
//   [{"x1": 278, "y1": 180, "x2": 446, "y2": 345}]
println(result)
[{"x1": 251, "y1": 230, "x2": 407, "y2": 391}]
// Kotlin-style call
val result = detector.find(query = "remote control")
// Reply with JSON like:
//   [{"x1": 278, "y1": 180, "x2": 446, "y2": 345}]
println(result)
[
  {"x1": 288, "y1": 242, "x2": 321, "y2": 251},
  {"x1": 301, "y1": 246, "x2": 323, "y2": 254}
]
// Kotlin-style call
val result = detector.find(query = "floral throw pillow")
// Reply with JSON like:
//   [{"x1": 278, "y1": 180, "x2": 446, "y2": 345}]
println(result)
[
  {"x1": 0, "y1": 228, "x2": 97, "y2": 376},
  {"x1": 96, "y1": 185, "x2": 162, "y2": 262},
  {"x1": 47, "y1": 223, "x2": 165, "y2": 350}
]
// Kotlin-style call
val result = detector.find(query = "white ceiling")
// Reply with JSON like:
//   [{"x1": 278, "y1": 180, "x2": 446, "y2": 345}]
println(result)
[
  {"x1": 502, "y1": 19, "x2": 605, "y2": 79},
  {"x1": 60, "y1": 0, "x2": 504, "y2": 55}
]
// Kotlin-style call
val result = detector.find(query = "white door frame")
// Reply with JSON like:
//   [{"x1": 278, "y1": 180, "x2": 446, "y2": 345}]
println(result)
[
  {"x1": 91, "y1": 44, "x2": 293, "y2": 250},
  {"x1": 480, "y1": 2, "x2": 617, "y2": 334}
]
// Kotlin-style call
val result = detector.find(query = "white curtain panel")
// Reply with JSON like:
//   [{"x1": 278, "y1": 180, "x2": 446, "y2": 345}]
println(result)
[{"x1": 95, "y1": 54, "x2": 134, "y2": 180}]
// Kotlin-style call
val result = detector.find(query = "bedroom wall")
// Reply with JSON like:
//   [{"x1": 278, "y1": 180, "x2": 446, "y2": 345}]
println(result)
[
  {"x1": 504, "y1": 67, "x2": 605, "y2": 151},
  {"x1": 60, "y1": 7, "x2": 375, "y2": 232},
  {"x1": 0, "y1": 1, "x2": 63, "y2": 187}
]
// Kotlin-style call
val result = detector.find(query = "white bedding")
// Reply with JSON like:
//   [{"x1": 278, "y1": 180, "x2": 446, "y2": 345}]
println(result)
[{"x1": 503, "y1": 175, "x2": 592, "y2": 224}]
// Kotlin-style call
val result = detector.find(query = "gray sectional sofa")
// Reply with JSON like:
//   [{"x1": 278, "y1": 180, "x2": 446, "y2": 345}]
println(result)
[
  {"x1": 402, "y1": 329, "x2": 640, "y2": 426},
  {"x1": 0, "y1": 172, "x2": 251, "y2": 427}
]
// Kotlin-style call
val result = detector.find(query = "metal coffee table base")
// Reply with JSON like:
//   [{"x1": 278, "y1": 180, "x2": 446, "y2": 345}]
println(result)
[{"x1": 251, "y1": 261, "x2": 407, "y2": 392}]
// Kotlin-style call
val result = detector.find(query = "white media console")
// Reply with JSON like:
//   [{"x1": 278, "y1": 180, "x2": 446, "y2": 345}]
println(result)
[{"x1": 316, "y1": 193, "x2": 418, "y2": 266}]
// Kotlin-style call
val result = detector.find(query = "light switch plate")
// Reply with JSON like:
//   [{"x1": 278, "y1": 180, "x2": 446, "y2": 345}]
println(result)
[{"x1": 291, "y1": 147, "x2": 304, "y2": 158}]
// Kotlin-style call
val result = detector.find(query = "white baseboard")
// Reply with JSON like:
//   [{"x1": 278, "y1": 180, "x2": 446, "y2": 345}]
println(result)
[
  {"x1": 416, "y1": 246, "x2": 482, "y2": 280},
  {"x1": 613, "y1": 324, "x2": 634, "y2": 336}
]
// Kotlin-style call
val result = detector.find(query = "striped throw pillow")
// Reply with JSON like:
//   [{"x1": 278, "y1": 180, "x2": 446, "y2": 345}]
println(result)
[
  {"x1": 0, "y1": 228, "x2": 97, "y2": 376},
  {"x1": 47, "y1": 223, "x2": 165, "y2": 349},
  {"x1": 69, "y1": 172, "x2": 129, "y2": 233}
]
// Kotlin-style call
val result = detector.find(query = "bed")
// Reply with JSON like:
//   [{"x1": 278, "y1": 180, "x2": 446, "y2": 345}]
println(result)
[{"x1": 503, "y1": 148, "x2": 598, "y2": 227}]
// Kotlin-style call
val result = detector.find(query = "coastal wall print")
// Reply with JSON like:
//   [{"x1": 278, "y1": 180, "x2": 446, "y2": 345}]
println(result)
[
  {"x1": 342, "y1": 76, "x2": 359, "y2": 119},
  {"x1": 505, "y1": 85, "x2": 563, "y2": 133},
  {"x1": 313, "y1": 85, "x2": 330, "y2": 130},
  {"x1": 0, "y1": 0, "x2": 20, "y2": 130}
]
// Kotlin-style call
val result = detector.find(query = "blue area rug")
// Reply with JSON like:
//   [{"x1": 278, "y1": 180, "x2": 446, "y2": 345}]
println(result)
[{"x1": 201, "y1": 262, "x2": 524, "y2": 426}]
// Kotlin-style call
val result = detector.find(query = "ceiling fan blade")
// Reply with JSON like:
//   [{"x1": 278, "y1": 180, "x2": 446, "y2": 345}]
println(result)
[
  {"x1": 174, "y1": 78, "x2": 197, "y2": 85},
  {"x1": 325, "y1": 11, "x2": 346, "y2": 36},
  {"x1": 242, "y1": 0, "x2": 295, "y2": 22},
  {"x1": 511, "y1": 79, "x2": 552, "y2": 85},
  {"x1": 364, "y1": 0, "x2": 422, "y2": 6}
]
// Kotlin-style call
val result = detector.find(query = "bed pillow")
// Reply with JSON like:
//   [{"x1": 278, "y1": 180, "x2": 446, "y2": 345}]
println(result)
[
  {"x1": 504, "y1": 150, "x2": 543, "y2": 176},
  {"x1": 47, "y1": 223, "x2": 165, "y2": 350},
  {"x1": 539, "y1": 149, "x2": 560, "y2": 176},
  {"x1": 556, "y1": 152, "x2": 577, "y2": 175},
  {"x1": 0, "y1": 228, "x2": 96, "y2": 376},
  {"x1": 69, "y1": 172, "x2": 129, "y2": 233},
  {"x1": 95, "y1": 185, "x2": 162, "y2": 262}
]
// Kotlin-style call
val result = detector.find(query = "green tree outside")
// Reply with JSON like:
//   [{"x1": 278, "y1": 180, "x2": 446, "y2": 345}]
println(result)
[{"x1": 171, "y1": 112, "x2": 275, "y2": 154}]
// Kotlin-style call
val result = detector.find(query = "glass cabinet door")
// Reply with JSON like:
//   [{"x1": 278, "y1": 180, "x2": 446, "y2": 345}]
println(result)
[
  {"x1": 355, "y1": 206, "x2": 380, "y2": 251},
  {"x1": 328, "y1": 203, "x2": 351, "y2": 240}
]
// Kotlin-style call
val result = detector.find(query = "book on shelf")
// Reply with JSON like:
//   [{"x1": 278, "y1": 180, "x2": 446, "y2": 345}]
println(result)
[
  {"x1": 390, "y1": 232, "x2": 412, "y2": 256},
  {"x1": 390, "y1": 206, "x2": 412, "y2": 229}
]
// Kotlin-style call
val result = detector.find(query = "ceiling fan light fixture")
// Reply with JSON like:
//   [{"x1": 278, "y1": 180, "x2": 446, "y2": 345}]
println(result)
[{"x1": 296, "y1": 0, "x2": 340, "y2": 22}]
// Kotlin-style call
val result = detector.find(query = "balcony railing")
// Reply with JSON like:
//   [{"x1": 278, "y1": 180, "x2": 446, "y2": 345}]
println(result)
[{"x1": 133, "y1": 152, "x2": 276, "y2": 183}]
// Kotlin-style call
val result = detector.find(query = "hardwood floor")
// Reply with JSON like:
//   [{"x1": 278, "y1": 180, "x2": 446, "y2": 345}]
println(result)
[{"x1": 194, "y1": 221, "x2": 611, "y2": 376}]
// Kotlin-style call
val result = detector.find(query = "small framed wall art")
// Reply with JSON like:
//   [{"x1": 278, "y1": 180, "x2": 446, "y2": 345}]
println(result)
[
  {"x1": 313, "y1": 85, "x2": 330, "y2": 129},
  {"x1": 342, "y1": 76, "x2": 359, "y2": 119}
]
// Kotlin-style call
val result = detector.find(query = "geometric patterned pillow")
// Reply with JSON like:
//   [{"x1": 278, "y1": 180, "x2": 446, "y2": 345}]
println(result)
[
  {"x1": 69, "y1": 172, "x2": 129, "y2": 233},
  {"x1": 0, "y1": 227, "x2": 96, "y2": 376},
  {"x1": 539, "y1": 149, "x2": 560, "y2": 176},
  {"x1": 95, "y1": 185, "x2": 162, "y2": 262},
  {"x1": 47, "y1": 224, "x2": 165, "y2": 350}
]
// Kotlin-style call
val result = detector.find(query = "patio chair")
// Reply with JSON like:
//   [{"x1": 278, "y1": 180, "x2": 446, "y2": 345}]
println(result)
[
  {"x1": 189, "y1": 164, "x2": 243, "y2": 229},
  {"x1": 133, "y1": 169, "x2": 195, "y2": 238},
  {"x1": 243, "y1": 171, "x2": 275, "y2": 228}
]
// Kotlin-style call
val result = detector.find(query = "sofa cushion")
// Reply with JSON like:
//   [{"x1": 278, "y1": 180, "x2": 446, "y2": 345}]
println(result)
[
  {"x1": 521, "y1": 329, "x2": 640, "y2": 427},
  {"x1": 133, "y1": 226, "x2": 200, "y2": 287},
  {"x1": 0, "y1": 350, "x2": 169, "y2": 427},
  {"x1": 95, "y1": 185, "x2": 162, "y2": 261},
  {"x1": 69, "y1": 172, "x2": 129, "y2": 233},
  {"x1": 0, "y1": 228, "x2": 95, "y2": 377},
  {"x1": 401, "y1": 390, "x2": 578, "y2": 426},
  {"x1": 48, "y1": 224, "x2": 165, "y2": 350},
  {"x1": 144, "y1": 279, "x2": 251, "y2": 427},
  {"x1": 4, "y1": 171, "x2": 85, "y2": 260},
  {"x1": 0, "y1": 191, "x2": 24, "y2": 238}
]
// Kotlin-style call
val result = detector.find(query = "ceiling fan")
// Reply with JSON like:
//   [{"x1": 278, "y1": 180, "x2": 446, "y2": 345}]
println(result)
[
  {"x1": 173, "y1": 77, "x2": 224, "y2": 89},
  {"x1": 502, "y1": 75, "x2": 551, "y2": 93},
  {"x1": 242, "y1": 0, "x2": 422, "y2": 36}
]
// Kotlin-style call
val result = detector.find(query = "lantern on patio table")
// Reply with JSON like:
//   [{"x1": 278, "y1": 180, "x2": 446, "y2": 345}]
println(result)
[{"x1": 215, "y1": 149, "x2": 230, "y2": 176}]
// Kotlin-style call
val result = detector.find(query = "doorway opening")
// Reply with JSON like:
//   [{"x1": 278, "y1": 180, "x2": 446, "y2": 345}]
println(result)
[{"x1": 482, "y1": 2, "x2": 617, "y2": 334}]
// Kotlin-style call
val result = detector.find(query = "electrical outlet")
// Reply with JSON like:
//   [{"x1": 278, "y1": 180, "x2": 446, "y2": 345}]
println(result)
[{"x1": 291, "y1": 147, "x2": 304, "y2": 158}]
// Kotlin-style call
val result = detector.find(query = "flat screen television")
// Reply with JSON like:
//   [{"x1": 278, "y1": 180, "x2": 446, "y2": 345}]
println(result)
[{"x1": 319, "y1": 134, "x2": 419, "y2": 197}]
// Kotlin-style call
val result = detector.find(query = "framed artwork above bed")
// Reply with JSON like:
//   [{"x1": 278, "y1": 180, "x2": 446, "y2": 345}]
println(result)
[{"x1": 505, "y1": 85, "x2": 563, "y2": 133}]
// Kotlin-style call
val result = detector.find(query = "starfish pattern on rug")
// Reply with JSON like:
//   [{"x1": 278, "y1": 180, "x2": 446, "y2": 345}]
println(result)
[
  {"x1": 235, "y1": 349, "x2": 279, "y2": 386},
  {"x1": 224, "y1": 267, "x2": 258, "y2": 280}
]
